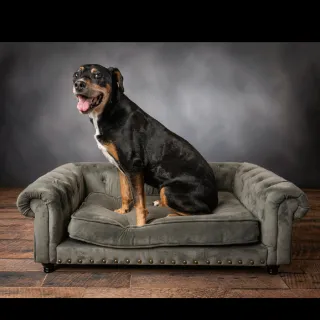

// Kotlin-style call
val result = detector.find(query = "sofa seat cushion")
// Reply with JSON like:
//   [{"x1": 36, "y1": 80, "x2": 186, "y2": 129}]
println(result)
[{"x1": 67, "y1": 192, "x2": 260, "y2": 248}]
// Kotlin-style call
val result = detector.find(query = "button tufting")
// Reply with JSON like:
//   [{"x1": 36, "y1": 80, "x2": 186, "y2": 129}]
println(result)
[
  {"x1": 137, "y1": 259, "x2": 142, "y2": 264},
  {"x1": 160, "y1": 260, "x2": 164, "y2": 264},
  {"x1": 126, "y1": 259, "x2": 130, "y2": 264},
  {"x1": 206, "y1": 260, "x2": 210, "y2": 264},
  {"x1": 217, "y1": 260, "x2": 222, "y2": 264},
  {"x1": 250, "y1": 260, "x2": 254, "y2": 265},
  {"x1": 149, "y1": 259, "x2": 153, "y2": 264},
  {"x1": 193, "y1": 260, "x2": 198, "y2": 264},
  {"x1": 67, "y1": 259, "x2": 71, "y2": 263},
  {"x1": 114, "y1": 259, "x2": 118, "y2": 263},
  {"x1": 102, "y1": 259, "x2": 106, "y2": 263},
  {"x1": 58, "y1": 259, "x2": 61, "y2": 263},
  {"x1": 183, "y1": 260, "x2": 187, "y2": 264},
  {"x1": 90, "y1": 259, "x2": 94, "y2": 263},
  {"x1": 171, "y1": 260, "x2": 175, "y2": 264},
  {"x1": 238, "y1": 260, "x2": 242, "y2": 264},
  {"x1": 78, "y1": 259, "x2": 82, "y2": 263}
]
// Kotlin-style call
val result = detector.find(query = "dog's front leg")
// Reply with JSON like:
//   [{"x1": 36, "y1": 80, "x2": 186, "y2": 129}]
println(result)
[
  {"x1": 115, "y1": 170, "x2": 133, "y2": 214},
  {"x1": 130, "y1": 172, "x2": 148, "y2": 226}
]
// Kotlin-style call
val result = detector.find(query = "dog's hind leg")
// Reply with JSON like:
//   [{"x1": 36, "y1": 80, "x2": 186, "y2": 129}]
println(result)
[
  {"x1": 167, "y1": 211, "x2": 190, "y2": 217},
  {"x1": 157, "y1": 187, "x2": 191, "y2": 216},
  {"x1": 160, "y1": 185, "x2": 215, "y2": 217}
]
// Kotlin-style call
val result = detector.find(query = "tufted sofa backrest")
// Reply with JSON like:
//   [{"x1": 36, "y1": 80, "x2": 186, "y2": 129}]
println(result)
[
  {"x1": 208, "y1": 162, "x2": 241, "y2": 192},
  {"x1": 76, "y1": 161, "x2": 242, "y2": 197}
]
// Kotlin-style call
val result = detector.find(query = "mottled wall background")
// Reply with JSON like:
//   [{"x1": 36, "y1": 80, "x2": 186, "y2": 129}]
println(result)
[{"x1": 0, "y1": 42, "x2": 319, "y2": 188}]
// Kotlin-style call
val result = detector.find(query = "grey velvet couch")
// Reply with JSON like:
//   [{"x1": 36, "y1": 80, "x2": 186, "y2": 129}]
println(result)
[{"x1": 16, "y1": 161, "x2": 309, "y2": 275}]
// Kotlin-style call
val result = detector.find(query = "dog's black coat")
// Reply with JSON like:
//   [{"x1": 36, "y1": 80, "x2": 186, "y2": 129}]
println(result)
[{"x1": 73, "y1": 64, "x2": 219, "y2": 215}]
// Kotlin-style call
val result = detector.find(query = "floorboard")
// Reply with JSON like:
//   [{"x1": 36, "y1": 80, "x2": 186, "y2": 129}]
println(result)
[
  {"x1": 42, "y1": 271, "x2": 131, "y2": 288},
  {"x1": 0, "y1": 259, "x2": 42, "y2": 272}
]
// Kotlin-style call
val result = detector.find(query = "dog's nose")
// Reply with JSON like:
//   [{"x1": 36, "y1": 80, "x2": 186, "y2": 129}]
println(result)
[{"x1": 74, "y1": 80, "x2": 86, "y2": 91}]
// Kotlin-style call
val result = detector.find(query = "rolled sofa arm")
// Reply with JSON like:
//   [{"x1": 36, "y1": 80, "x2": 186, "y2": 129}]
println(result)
[
  {"x1": 233, "y1": 162, "x2": 309, "y2": 265},
  {"x1": 16, "y1": 163, "x2": 85, "y2": 263}
]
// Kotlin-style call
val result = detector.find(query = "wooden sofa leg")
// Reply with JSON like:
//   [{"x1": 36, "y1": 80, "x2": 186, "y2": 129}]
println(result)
[
  {"x1": 42, "y1": 263, "x2": 55, "y2": 273},
  {"x1": 267, "y1": 265, "x2": 279, "y2": 275}
]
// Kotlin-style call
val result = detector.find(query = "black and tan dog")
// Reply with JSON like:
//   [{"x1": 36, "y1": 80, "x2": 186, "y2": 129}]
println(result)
[{"x1": 72, "y1": 64, "x2": 219, "y2": 226}]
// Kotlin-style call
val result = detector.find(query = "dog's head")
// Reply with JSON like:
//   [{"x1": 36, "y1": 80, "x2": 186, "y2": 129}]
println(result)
[{"x1": 72, "y1": 64, "x2": 124, "y2": 115}]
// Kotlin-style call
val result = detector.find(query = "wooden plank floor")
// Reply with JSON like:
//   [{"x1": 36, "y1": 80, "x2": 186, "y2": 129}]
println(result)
[{"x1": 0, "y1": 188, "x2": 320, "y2": 298}]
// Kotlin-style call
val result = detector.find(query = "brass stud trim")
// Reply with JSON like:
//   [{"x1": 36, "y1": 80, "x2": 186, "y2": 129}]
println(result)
[
  {"x1": 58, "y1": 259, "x2": 62, "y2": 263},
  {"x1": 193, "y1": 260, "x2": 198, "y2": 264},
  {"x1": 160, "y1": 260, "x2": 164, "y2": 264},
  {"x1": 125, "y1": 259, "x2": 130, "y2": 264},
  {"x1": 227, "y1": 260, "x2": 232, "y2": 264},
  {"x1": 137, "y1": 259, "x2": 142, "y2": 264},
  {"x1": 149, "y1": 259, "x2": 153, "y2": 264},
  {"x1": 172, "y1": 260, "x2": 176, "y2": 264},
  {"x1": 217, "y1": 260, "x2": 222, "y2": 264},
  {"x1": 78, "y1": 259, "x2": 82, "y2": 263},
  {"x1": 183, "y1": 260, "x2": 187, "y2": 265},
  {"x1": 250, "y1": 260, "x2": 254, "y2": 265},
  {"x1": 102, "y1": 259, "x2": 106, "y2": 263},
  {"x1": 260, "y1": 260, "x2": 265, "y2": 264},
  {"x1": 114, "y1": 259, "x2": 118, "y2": 263},
  {"x1": 238, "y1": 260, "x2": 243, "y2": 264},
  {"x1": 67, "y1": 259, "x2": 71, "y2": 263},
  {"x1": 206, "y1": 260, "x2": 210, "y2": 264},
  {"x1": 90, "y1": 259, "x2": 94, "y2": 263}
]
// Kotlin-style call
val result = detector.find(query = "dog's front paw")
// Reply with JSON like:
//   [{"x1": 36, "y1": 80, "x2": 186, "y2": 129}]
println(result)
[
  {"x1": 136, "y1": 208, "x2": 148, "y2": 226},
  {"x1": 114, "y1": 207, "x2": 129, "y2": 214}
]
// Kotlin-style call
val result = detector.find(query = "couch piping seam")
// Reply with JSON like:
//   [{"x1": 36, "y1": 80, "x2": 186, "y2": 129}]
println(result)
[
  {"x1": 68, "y1": 235, "x2": 260, "y2": 249},
  {"x1": 70, "y1": 217, "x2": 260, "y2": 228}
]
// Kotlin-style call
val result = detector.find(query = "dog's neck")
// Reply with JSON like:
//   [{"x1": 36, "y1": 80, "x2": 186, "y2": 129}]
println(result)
[{"x1": 88, "y1": 91, "x2": 127, "y2": 132}]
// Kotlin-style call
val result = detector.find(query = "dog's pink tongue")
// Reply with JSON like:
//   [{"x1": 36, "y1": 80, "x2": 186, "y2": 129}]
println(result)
[{"x1": 77, "y1": 96, "x2": 92, "y2": 112}]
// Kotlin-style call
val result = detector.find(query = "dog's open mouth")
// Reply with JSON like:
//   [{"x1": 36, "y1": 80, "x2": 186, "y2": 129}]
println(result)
[{"x1": 76, "y1": 93, "x2": 103, "y2": 113}]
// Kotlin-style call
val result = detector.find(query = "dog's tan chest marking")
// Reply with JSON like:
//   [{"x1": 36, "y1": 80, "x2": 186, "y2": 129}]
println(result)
[{"x1": 90, "y1": 112, "x2": 124, "y2": 173}]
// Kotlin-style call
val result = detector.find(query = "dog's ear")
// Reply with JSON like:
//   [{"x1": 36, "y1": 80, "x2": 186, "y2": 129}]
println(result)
[{"x1": 108, "y1": 67, "x2": 124, "y2": 93}]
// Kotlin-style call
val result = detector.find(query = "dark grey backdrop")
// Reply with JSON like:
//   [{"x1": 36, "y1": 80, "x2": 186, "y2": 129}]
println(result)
[{"x1": 0, "y1": 42, "x2": 319, "y2": 188}]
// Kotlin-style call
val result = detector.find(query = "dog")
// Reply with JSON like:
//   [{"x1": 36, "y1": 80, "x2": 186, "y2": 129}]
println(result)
[{"x1": 72, "y1": 64, "x2": 219, "y2": 226}]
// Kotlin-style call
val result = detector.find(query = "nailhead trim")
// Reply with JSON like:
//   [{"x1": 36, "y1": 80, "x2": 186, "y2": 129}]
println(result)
[{"x1": 60, "y1": 257, "x2": 261, "y2": 266}]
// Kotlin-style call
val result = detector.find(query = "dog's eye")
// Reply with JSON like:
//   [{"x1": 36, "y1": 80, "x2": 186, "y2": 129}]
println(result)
[
  {"x1": 94, "y1": 73, "x2": 102, "y2": 79},
  {"x1": 74, "y1": 72, "x2": 79, "y2": 79}
]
